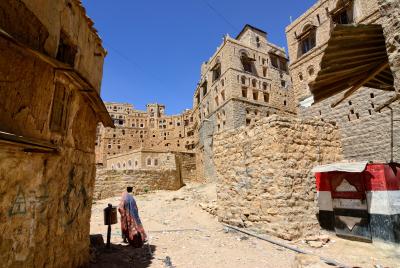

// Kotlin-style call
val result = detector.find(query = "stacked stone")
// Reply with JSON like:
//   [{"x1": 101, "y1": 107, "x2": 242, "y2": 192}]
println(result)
[
  {"x1": 212, "y1": 115, "x2": 342, "y2": 240},
  {"x1": 379, "y1": 0, "x2": 400, "y2": 94},
  {"x1": 94, "y1": 169, "x2": 182, "y2": 200}
]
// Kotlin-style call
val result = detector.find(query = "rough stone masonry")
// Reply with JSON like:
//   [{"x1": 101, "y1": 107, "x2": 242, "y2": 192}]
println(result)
[{"x1": 213, "y1": 115, "x2": 342, "y2": 240}]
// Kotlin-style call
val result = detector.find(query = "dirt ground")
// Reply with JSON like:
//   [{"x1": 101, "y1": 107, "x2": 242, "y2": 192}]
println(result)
[{"x1": 89, "y1": 183, "x2": 400, "y2": 268}]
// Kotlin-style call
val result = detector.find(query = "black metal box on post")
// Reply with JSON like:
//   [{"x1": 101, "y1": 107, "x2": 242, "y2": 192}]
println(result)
[{"x1": 103, "y1": 203, "x2": 118, "y2": 248}]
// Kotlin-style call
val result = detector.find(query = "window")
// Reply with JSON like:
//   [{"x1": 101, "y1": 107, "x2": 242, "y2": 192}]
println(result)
[
  {"x1": 201, "y1": 81, "x2": 208, "y2": 96},
  {"x1": 56, "y1": 32, "x2": 77, "y2": 66},
  {"x1": 242, "y1": 88, "x2": 247, "y2": 98},
  {"x1": 262, "y1": 83, "x2": 268, "y2": 90},
  {"x1": 279, "y1": 58, "x2": 288, "y2": 72},
  {"x1": 270, "y1": 54, "x2": 279, "y2": 68},
  {"x1": 252, "y1": 79, "x2": 257, "y2": 88},
  {"x1": 212, "y1": 62, "x2": 221, "y2": 82},
  {"x1": 241, "y1": 53, "x2": 255, "y2": 73},
  {"x1": 50, "y1": 82, "x2": 69, "y2": 133},
  {"x1": 264, "y1": 93, "x2": 269, "y2": 103},
  {"x1": 299, "y1": 25, "x2": 316, "y2": 56},
  {"x1": 221, "y1": 90, "x2": 225, "y2": 101},
  {"x1": 253, "y1": 91, "x2": 258, "y2": 101},
  {"x1": 263, "y1": 67, "x2": 267, "y2": 77},
  {"x1": 154, "y1": 159, "x2": 158, "y2": 166},
  {"x1": 332, "y1": 1, "x2": 354, "y2": 25},
  {"x1": 281, "y1": 80, "x2": 287, "y2": 88},
  {"x1": 241, "y1": 76, "x2": 246, "y2": 85},
  {"x1": 147, "y1": 158, "x2": 151, "y2": 166}
]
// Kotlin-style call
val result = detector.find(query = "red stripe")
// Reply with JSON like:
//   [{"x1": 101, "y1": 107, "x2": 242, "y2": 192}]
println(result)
[
  {"x1": 364, "y1": 164, "x2": 400, "y2": 191},
  {"x1": 315, "y1": 164, "x2": 400, "y2": 191}
]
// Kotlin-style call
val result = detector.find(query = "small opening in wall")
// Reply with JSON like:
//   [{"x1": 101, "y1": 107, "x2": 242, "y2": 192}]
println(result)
[
  {"x1": 348, "y1": 101, "x2": 352, "y2": 105},
  {"x1": 253, "y1": 91, "x2": 258, "y2": 101},
  {"x1": 370, "y1": 93, "x2": 375, "y2": 98},
  {"x1": 246, "y1": 119, "x2": 251, "y2": 126},
  {"x1": 347, "y1": 115, "x2": 351, "y2": 121},
  {"x1": 356, "y1": 113, "x2": 360, "y2": 119},
  {"x1": 371, "y1": 103, "x2": 375, "y2": 108},
  {"x1": 242, "y1": 88, "x2": 247, "y2": 98},
  {"x1": 350, "y1": 109, "x2": 354, "y2": 114},
  {"x1": 368, "y1": 110, "x2": 372, "y2": 115}
]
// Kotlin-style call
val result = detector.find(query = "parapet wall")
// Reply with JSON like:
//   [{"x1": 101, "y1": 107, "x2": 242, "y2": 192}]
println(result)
[
  {"x1": 212, "y1": 115, "x2": 342, "y2": 240},
  {"x1": 94, "y1": 169, "x2": 182, "y2": 200}
]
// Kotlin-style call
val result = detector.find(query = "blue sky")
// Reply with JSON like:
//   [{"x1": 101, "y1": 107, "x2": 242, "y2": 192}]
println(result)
[{"x1": 82, "y1": 0, "x2": 316, "y2": 115}]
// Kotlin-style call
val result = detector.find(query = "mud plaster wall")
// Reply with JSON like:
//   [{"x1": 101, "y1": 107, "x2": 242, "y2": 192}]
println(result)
[
  {"x1": 212, "y1": 115, "x2": 342, "y2": 240},
  {"x1": 0, "y1": 40, "x2": 98, "y2": 267},
  {"x1": 94, "y1": 169, "x2": 182, "y2": 201},
  {"x1": 379, "y1": 0, "x2": 400, "y2": 94}
]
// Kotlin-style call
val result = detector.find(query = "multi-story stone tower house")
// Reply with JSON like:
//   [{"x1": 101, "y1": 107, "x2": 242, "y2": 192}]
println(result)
[
  {"x1": 286, "y1": 0, "x2": 400, "y2": 162},
  {"x1": 193, "y1": 24, "x2": 296, "y2": 181},
  {"x1": 95, "y1": 102, "x2": 196, "y2": 166}
]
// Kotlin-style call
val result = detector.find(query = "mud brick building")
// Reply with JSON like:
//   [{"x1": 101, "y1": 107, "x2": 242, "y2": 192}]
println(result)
[
  {"x1": 286, "y1": 0, "x2": 400, "y2": 163},
  {"x1": 95, "y1": 102, "x2": 196, "y2": 166},
  {"x1": 286, "y1": 0, "x2": 400, "y2": 245},
  {"x1": 94, "y1": 149, "x2": 198, "y2": 200},
  {"x1": 0, "y1": 0, "x2": 112, "y2": 267},
  {"x1": 193, "y1": 25, "x2": 296, "y2": 181}
]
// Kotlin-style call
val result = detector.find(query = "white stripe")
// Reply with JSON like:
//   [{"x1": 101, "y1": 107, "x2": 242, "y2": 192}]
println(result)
[
  {"x1": 317, "y1": 191, "x2": 333, "y2": 211},
  {"x1": 333, "y1": 198, "x2": 367, "y2": 210},
  {"x1": 367, "y1": 191, "x2": 400, "y2": 215}
]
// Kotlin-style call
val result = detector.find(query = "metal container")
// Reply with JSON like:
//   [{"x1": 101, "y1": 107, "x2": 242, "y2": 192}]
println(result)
[{"x1": 103, "y1": 204, "x2": 118, "y2": 225}]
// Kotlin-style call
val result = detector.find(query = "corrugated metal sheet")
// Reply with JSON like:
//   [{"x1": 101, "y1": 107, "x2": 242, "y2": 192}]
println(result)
[
  {"x1": 312, "y1": 161, "x2": 368, "y2": 173},
  {"x1": 309, "y1": 24, "x2": 395, "y2": 105}
]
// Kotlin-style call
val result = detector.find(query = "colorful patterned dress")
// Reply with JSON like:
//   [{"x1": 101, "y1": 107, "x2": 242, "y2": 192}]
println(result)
[{"x1": 118, "y1": 191, "x2": 147, "y2": 247}]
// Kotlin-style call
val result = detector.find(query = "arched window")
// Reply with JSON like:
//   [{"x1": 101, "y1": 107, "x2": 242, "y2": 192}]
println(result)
[
  {"x1": 147, "y1": 158, "x2": 151, "y2": 166},
  {"x1": 154, "y1": 159, "x2": 158, "y2": 166},
  {"x1": 241, "y1": 76, "x2": 246, "y2": 85},
  {"x1": 117, "y1": 163, "x2": 121, "y2": 169},
  {"x1": 298, "y1": 24, "x2": 316, "y2": 56},
  {"x1": 128, "y1": 160, "x2": 132, "y2": 166},
  {"x1": 332, "y1": 0, "x2": 354, "y2": 25},
  {"x1": 252, "y1": 79, "x2": 257, "y2": 88}
]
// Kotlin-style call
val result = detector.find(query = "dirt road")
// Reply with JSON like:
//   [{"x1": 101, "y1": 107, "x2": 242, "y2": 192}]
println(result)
[{"x1": 89, "y1": 184, "x2": 399, "y2": 268}]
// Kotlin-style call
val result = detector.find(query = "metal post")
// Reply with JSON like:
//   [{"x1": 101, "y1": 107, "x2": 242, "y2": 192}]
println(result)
[{"x1": 106, "y1": 203, "x2": 112, "y2": 248}]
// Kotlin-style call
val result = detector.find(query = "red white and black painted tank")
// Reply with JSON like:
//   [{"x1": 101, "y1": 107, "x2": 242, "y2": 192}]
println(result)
[{"x1": 314, "y1": 163, "x2": 400, "y2": 244}]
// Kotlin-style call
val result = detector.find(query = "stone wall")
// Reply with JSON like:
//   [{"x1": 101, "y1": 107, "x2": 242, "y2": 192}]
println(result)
[
  {"x1": 213, "y1": 115, "x2": 342, "y2": 240},
  {"x1": 175, "y1": 152, "x2": 201, "y2": 183},
  {"x1": 94, "y1": 169, "x2": 182, "y2": 200},
  {"x1": 379, "y1": 0, "x2": 400, "y2": 94},
  {"x1": 0, "y1": 43, "x2": 99, "y2": 267},
  {"x1": 0, "y1": 1, "x2": 108, "y2": 267}
]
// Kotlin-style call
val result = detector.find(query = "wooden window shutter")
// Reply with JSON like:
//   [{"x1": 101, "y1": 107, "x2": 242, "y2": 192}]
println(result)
[{"x1": 50, "y1": 82, "x2": 68, "y2": 133}]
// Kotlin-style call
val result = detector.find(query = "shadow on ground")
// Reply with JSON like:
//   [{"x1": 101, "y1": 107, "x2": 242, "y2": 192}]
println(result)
[{"x1": 90, "y1": 244, "x2": 156, "y2": 268}]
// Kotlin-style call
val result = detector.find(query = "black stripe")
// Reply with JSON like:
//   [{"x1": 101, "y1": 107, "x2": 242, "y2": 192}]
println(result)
[
  {"x1": 370, "y1": 214, "x2": 400, "y2": 244},
  {"x1": 333, "y1": 208, "x2": 369, "y2": 218}
]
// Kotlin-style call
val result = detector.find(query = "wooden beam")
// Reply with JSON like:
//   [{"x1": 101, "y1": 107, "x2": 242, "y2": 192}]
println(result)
[
  {"x1": 331, "y1": 62, "x2": 389, "y2": 108},
  {"x1": 375, "y1": 94, "x2": 400, "y2": 112}
]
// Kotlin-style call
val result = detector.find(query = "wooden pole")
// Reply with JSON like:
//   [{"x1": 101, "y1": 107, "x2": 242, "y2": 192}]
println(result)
[{"x1": 331, "y1": 61, "x2": 389, "y2": 108}]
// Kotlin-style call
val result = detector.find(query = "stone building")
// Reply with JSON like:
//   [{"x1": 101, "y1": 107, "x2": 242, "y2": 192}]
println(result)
[
  {"x1": 193, "y1": 24, "x2": 296, "y2": 181},
  {"x1": 0, "y1": 0, "x2": 112, "y2": 267},
  {"x1": 95, "y1": 102, "x2": 196, "y2": 166},
  {"x1": 94, "y1": 150, "x2": 198, "y2": 200},
  {"x1": 213, "y1": 115, "x2": 342, "y2": 240},
  {"x1": 286, "y1": 0, "x2": 400, "y2": 162}
]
